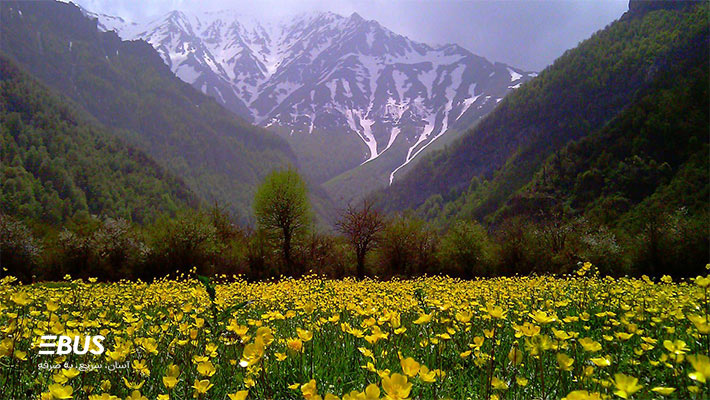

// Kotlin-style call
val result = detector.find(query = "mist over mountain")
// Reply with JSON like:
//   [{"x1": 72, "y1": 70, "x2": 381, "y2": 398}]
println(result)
[{"x1": 84, "y1": 7, "x2": 535, "y2": 202}]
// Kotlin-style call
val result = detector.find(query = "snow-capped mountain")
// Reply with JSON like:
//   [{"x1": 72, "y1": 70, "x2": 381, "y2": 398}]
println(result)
[{"x1": 85, "y1": 8, "x2": 535, "y2": 186}]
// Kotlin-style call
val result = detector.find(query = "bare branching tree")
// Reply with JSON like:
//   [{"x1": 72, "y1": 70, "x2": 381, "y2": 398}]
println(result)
[{"x1": 336, "y1": 200, "x2": 386, "y2": 279}]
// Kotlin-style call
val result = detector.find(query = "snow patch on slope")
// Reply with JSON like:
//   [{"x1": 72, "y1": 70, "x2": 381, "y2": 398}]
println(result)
[
  {"x1": 345, "y1": 109, "x2": 379, "y2": 163},
  {"x1": 86, "y1": 7, "x2": 536, "y2": 187},
  {"x1": 508, "y1": 67, "x2": 522, "y2": 82}
]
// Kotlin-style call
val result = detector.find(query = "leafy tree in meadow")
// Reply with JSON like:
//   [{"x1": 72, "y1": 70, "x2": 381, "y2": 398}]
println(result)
[
  {"x1": 437, "y1": 220, "x2": 496, "y2": 277},
  {"x1": 254, "y1": 168, "x2": 312, "y2": 275}
]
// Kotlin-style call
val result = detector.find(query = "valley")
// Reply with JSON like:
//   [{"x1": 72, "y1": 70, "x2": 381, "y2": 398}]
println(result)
[{"x1": 86, "y1": 7, "x2": 535, "y2": 202}]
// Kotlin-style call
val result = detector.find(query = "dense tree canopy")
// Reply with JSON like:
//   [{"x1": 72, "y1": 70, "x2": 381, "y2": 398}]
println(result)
[
  {"x1": 0, "y1": 56, "x2": 197, "y2": 224},
  {"x1": 254, "y1": 168, "x2": 312, "y2": 274}
]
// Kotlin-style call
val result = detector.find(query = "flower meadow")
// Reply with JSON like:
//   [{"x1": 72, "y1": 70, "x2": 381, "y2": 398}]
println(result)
[{"x1": 2, "y1": 264, "x2": 710, "y2": 400}]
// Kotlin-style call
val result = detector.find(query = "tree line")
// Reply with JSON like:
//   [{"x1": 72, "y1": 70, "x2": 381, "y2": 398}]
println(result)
[{"x1": 2, "y1": 168, "x2": 706, "y2": 283}]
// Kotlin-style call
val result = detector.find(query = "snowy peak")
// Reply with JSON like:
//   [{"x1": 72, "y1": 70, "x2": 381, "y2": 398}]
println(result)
[{"x1": 87, "y1": 8, "x2": 535, "y2": 185}]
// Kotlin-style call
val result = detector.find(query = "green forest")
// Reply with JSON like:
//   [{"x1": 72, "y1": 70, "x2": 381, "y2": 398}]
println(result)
[{"x1": 0, "y1": 56, "x2": 198, "y2": 224}]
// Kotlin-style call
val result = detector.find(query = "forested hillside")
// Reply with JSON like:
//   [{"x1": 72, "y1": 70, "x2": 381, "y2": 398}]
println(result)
[
  {"x1": 375, "y1": 2, "x2": 708, "y2": 225},
  {"x1": 0, "y1": 1, "x2": 297, "y2": 221},
  {"x1": 421, "y1": 5, "x2": 709, "y2": 225},
  {"x1": 0, "y1": 56, "x2": 198, "y2": 224},
  {"x1": 497, "y1": 31, "x2": 708, "y2": 226}
]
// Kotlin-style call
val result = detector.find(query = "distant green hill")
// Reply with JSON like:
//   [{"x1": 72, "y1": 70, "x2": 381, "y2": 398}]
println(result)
[
  {"x1": 374, "y1": 1, "x2": 708, "y2": 229},
  {"x1": 0, "y1": 1, "x2": 299, "y2": 222},
  {"x1": 0, "y1": 56, "x2": 198, "y2": 224}
]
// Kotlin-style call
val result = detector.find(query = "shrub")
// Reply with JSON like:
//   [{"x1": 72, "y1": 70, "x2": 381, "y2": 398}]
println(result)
[
  {"x1": 146, "y1": 212, "x2": 219, "y2": 278},
  {"x1": 53, "y1": 217, "x2": 145, "y2": 280},
  {"x1": 437, "y1": 220, "x2": 497, "y2": 277},
  {"x1": 494, "y1": 216, "x2": 536, "y2": 275},
  {"x1": 376, "y1": 215, "x2": 438, "y2": 277},
  {"x1": 632, "y1": 207, "x2": 709, "y2": 277},
  {"x1": 576, "y1": 224, "x2": 630, "y2": 276},
  {"x1": 0, "y1": 214, "x2": 41, "y2": 281}
]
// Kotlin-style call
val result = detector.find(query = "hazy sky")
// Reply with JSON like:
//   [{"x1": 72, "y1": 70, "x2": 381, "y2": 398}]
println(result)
[{"x1": 71, "y1": 0, "x2": 629, "y2": 71}]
